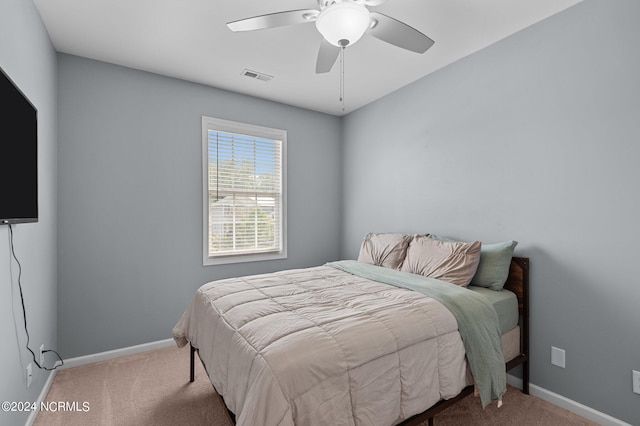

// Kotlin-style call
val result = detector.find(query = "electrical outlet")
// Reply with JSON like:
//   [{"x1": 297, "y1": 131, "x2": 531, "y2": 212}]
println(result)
[
  {"x1": 39, "y1": 344, "x2": 45, "y2": 366},
  {"x1": 633, "y1": 370, "x2": 640, "y2": 395},
  {"x1": 26, "y1": 363, "x2": 33, "y2": 388},
  {"x1": 551, "y1": 346, "x2": 565, "y2": 368}
]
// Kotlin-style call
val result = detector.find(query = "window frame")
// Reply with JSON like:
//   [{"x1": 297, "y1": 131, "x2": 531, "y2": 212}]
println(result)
[{"x1": 202, "y1": 116, "x2": 287, "y2": 266}]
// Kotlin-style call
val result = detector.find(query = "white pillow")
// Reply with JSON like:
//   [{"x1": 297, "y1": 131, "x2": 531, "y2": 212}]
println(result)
[
  {"x1": 357, "y1": 233, "x2": 412, "y2": 270},
  {"x1": 400, "y1": 235, "x2": 481, "y2": 287}
]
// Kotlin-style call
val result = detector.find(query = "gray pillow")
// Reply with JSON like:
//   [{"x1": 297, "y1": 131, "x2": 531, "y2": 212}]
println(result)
[
  {"x1": 471, "y1": 240, "x2": 518, "y2": 290},
  {"x1": 429, "y1": 235, "x2": 517, "y2": 291},
  {"x1": 357, "y1": 233, "x2": 412, "y2": 270}
]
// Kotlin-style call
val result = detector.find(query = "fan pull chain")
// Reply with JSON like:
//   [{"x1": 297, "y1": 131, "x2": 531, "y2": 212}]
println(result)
[{"x1": 340, "y1": 46, "x2": 345, "y2": 112}]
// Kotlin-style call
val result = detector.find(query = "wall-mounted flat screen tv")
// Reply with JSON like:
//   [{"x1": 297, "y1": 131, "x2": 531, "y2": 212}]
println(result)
[{"x1": 0, "y1": 66, "x2": 38, "y2": 225}]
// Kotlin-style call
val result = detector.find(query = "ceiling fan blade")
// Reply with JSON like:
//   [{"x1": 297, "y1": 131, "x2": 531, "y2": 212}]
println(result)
[
  {"x1": 227, "y1": 9, "x2": 319, "y2": 32},
  {"x1": 316, "y1": 38, "x2": 340, "y2": 73},
  {"x1": 368, "y1": 12, "x2": 434, "y2": 53},
  {"x1": 363, "y1": 0, "x2": 387, "y2": 5}
]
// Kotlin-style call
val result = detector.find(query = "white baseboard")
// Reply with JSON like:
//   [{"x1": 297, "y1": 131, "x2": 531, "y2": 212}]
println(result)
[
  {"x1": 24, "y1": 369, "x2": 57, "y2": 426},
  {"x1": 60, "y1": 338, "x2": 175, "y2": 370},
  {"x1": 506, "y1": 373, "x2": 524, "y2": 389},
  {"x1": 506, "y1": 374, "x2": 631, "y2": 426}
]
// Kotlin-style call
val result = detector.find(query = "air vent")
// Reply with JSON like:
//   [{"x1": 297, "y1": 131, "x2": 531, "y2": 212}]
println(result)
[{"x1": 242, "y1": 69, "x2": 273, "y2": 82}]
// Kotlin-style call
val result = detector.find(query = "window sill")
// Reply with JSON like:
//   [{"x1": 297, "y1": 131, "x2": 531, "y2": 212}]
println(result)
[{"x1": 203, "y1": 250, "x2": 287, "y2": 266}]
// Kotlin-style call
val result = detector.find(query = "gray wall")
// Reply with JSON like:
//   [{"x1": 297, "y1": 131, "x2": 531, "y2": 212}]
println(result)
[
  {"x1": 341, "y1": 0, "x2": 640, "y2": 424},
  {"x1": 57, "y1": 54, "x2": 343, "y2": 358},
  {"x1": 0, "y1": 0, "x2": 57, "y2": 425}
]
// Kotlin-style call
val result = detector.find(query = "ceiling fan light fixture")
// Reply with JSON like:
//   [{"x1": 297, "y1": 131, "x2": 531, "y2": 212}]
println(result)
[{"x1": 315, "y1": 2, "x2": 371, "y2": 47}]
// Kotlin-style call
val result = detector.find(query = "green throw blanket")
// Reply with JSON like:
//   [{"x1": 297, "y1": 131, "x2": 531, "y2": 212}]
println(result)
[{"x1": 327, "y1": 260, "x2": 506, "y2": 408}]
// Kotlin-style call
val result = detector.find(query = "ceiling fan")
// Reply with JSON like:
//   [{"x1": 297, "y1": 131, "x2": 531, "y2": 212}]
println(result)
[{"x1": 227, "y1": 0, "x2": 434, "y2": 74}]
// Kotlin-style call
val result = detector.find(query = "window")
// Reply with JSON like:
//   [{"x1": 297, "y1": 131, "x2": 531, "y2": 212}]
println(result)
[{"x1": 202, "y1": 116, "x2": 286, "y2": 265}]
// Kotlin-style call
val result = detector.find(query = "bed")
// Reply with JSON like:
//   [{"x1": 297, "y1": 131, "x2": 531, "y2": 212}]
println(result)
[{"x1": 173, "y1": 233, "x2": 530, "y2": 426}]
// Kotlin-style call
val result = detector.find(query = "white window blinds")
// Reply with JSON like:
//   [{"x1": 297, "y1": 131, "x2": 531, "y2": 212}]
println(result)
[{"x1": 202, "y1": 117, "x2": 286, "y2": 264}]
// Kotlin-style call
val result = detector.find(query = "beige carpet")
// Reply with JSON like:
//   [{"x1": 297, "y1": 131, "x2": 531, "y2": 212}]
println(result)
[{"x1": 35, "y1": 345, "x2": 598, "y2": 426}]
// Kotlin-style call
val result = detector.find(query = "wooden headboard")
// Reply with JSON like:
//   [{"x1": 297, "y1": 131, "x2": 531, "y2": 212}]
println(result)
[
  {"x1": 503, "y1": 256, "x2": 529, "y2": 315},
  {"x1": 502, "y1": 256, "x2": 530, "y2": 388}
]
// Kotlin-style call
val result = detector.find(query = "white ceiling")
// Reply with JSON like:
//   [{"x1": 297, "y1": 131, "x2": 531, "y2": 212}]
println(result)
[{"x1": 34, "y1": 0, "x2": 582, "y2": 116}]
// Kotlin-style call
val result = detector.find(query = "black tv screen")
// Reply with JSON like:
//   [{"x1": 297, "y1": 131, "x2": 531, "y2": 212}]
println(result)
[{"x1": 0, "y1": 66, "x2": 38, "y2": 225}]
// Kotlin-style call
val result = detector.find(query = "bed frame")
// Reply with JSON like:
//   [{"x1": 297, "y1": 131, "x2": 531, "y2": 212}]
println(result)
[{"x1": 189, "y1": 256, "x2": 530, "y2": 426}]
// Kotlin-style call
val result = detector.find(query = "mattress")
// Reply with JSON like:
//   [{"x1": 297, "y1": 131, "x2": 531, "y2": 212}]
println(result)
[
  {"x1": 468, "y1": 286, "x2": 519, "y2": 334},
  {"x1": 501, "y1": 325, "x2": 521, "y2": 363},
  {"x1": 468, "y1": 286, "x2": 521, "y2": 363}
]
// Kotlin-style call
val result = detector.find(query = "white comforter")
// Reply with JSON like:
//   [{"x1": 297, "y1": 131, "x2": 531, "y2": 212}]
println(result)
[{"x1": 173, "y1": 265, "x2": 469, "y2": 426}]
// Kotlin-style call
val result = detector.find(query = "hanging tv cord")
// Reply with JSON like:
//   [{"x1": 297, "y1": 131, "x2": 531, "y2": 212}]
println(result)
[
  {"x1": 8, "y1": 224, "x2": 64, "y2": 371},
  {"x1": 339, "y1": 44, "x2": 346, "y2": 113}
]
